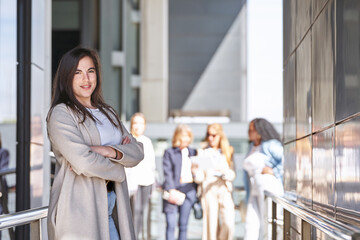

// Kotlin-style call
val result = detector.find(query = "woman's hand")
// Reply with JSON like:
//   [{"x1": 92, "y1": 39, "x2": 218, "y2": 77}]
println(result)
[
  {"x1": 90, "y1": 136, "x2": 131, "y2": 159},
  {"x1": 91, "y1": 146, "x2": 118, "y2": 158},
  {"x1": 122, "y1": 136, "x2": 131, "y2": 144},
  {"x1": 261, "y1": 166, "x2": 274, "y2": 175},
  {"x1": 191, "y1": 163, "x2": 199, "y2": 173},
  {"x1": 167, "y1": 189, "x2": 178, "y2": 205},
  {"x1": 167, "y1": 189, "x2": 185, "y2": 205}
]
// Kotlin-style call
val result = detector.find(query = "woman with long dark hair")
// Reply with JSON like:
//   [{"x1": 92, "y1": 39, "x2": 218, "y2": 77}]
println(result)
[
  {"x1": 243, "y1": 118, "x2": 284, "y2": 240},
  {"x1": 47, "y1": 47, "x2": 144, "y2": 240}
]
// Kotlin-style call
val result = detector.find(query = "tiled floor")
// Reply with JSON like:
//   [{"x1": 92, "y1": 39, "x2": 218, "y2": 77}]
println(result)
[
  {"x1": 145, "y1": 189, "x2": 245, "y2": 240},
  {"x1": 0, "y1": 189, "x2": 246, "y2": 240}
]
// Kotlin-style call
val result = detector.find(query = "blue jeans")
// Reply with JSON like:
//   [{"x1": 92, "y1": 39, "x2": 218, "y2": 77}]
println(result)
[
  {"x1": 108, "y1": 191, "x2": 120, "y2": 240},
  {"x1": 165, "y1": 184, "x2": 196, "y2": 240}
]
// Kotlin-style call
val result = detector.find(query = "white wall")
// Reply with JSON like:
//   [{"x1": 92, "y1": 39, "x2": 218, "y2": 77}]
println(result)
[{"x1": 247, "y1": 0, "x2": 283, "y2": 123}]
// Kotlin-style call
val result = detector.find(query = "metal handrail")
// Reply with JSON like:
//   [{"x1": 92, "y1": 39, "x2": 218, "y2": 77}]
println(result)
[
  {"x1": 0, "y1": 167, "x2": 16, "y2": 177},
  {"x1": 265, "y1": 191, "x2": 360, "y2": 240},
  {"x1": 0, "y1": 206, "x2": 48, "y2": 230}
]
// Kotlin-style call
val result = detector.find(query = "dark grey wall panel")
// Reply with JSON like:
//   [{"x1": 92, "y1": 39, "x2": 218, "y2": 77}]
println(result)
[
  {"x1": 283, "y1": 0, "x2": 296, "y2": 63},
  {"x1": 311, "y1": 1, "x2": 335, "y2": 132},
  {"x1": 312, "y1": 0, "x2": 329, "y2": 21},
  {"x1": 168, "y1": 0, "x2": 244, "y2": 111},
  {"x1": 335, "y1": 1, "x2": 360, "y2": 122},
  {"x1": 283, "y1": 0, "x2": 360, "y2": 230},
  {"x1": 283, "y1": 54, "x2": 296, "y2": 143},
  {"x1": 296, "y1": 32, "x2": 312, "y2": 138},
  {"x1": 296, "y1": 0, "x2": 312, "y2": 46}
]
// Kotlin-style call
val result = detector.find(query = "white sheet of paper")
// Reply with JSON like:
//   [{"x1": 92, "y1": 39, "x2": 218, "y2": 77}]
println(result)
[{"x1": 191, "y1": 148, "x2": 228, "y2": 170}]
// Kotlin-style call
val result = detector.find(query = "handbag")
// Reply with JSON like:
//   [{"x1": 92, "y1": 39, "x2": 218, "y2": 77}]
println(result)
[
  {"x1": 193, "y1": 199, "x2": 203, "y2": 219},
  {"x1": 162, "y1": 189, "x2": 186, "y2": 206}
]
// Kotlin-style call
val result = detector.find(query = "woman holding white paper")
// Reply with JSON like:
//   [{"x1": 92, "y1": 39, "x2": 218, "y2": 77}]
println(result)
[
  {"x1": 243, "y1": 118, "x2": 284, "y2": 240},
  {"x1": 162, "y1": 124, "x2": 197, "y2": 240},
  {"x1": 192, "y1": 123, "x2": 235, "y2": 240}
]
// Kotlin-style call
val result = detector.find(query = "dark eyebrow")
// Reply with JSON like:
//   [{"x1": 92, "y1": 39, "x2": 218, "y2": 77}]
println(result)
[{"x1": 75, "y1": 67, "x2": 95, "y2": 72}]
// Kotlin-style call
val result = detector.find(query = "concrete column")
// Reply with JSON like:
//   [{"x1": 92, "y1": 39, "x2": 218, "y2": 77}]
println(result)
[
  {"x1": 99, "y1": 0, "x2": 121, "y2": 114},
  {"x1": 247, "y1": 0, "x2": 283, "y2": 122},
  {"x1": 140, "y1": 0, "x2": 168, "y2": 122}
]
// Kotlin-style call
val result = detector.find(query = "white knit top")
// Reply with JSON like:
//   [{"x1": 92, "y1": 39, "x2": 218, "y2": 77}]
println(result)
[{"x1": 88, "y1": 108, "x2": 122, "y2": 146}]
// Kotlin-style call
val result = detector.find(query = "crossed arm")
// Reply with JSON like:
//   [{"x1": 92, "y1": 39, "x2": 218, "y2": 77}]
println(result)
[
  {"x1": 90, "y1": 136, "x2": 131, "y2": 159},
  {"x1": 47, "y1": 105, "x2": 144, "y2": 182}
]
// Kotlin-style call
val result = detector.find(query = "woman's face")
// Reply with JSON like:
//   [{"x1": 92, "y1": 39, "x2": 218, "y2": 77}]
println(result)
[
  {"x1": 248, "y1": 122, "x2": 261, "y2": 146},
  {"x1": 131, "y1": 116, "x2": 146, "y2": 137},
  {"x1": 207, "y1": 127, "x2": 220, "y2": 149},
  {"x1": 179, "y1": 132, "x2": 191, "y2": 149},
  {"x1": 72, "y1": 56, "x2": 97, "y2": 107}
]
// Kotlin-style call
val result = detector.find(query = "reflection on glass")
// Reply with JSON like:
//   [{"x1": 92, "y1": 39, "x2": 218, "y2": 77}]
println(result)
[
  {"x1": 296, "y1": 32, "x2": 312, "y2": 138},
  {"x1": 284, "y1": 142, "x2": 296, "y2": 195},
  {"x1": 335, "y1": 119, "x2": 360, "y2": 213},
  {"x1": 0, "y1": 0, "x2": 17, "y2": 123},
  {"x1": 0, "y1": 0, "x2": 17, "y2": 215},
  {"x1": 283, "y1": 0, "x2": 296, "y2": 61},
  {"x1": 312, "y1": 1, "x2": 335, "y2": 132},
  {"x1": 296, "y1": 136, "x2": 312, "y2": 207},
  {"x1": 295, "y1": 0, "x2": 311, "y2": 45},
  {"x1": 314, "y1": 228, "x2": 335, "y2": 240},
  {"x1": 312, "y1": 129, "x2": 335, "y2": 217},
  {"x1": 283, "y1": 55, "x2": 296, "y2": 143},
  {"x1": 30, "y1": 115, "x2": 44, "y2": 208}
]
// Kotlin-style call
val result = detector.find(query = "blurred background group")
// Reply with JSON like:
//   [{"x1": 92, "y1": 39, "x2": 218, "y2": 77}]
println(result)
[
  {"x1": 2, "y1": 0, "x2": 360, "y2": 239},
  {"x1": 0, "y1": 1, "x2": 282, "y2": 239}
]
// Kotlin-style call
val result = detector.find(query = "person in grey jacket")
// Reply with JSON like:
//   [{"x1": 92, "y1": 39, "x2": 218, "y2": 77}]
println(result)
[{"x1": 46, "y1": 47, "x2": 144, "y2": 240}]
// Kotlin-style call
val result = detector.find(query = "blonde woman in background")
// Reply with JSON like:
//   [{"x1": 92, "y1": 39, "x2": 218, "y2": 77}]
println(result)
[
  {"x1": 192, "y1": 123, "x2": 235, "y2": 240},
  {"x1": 125, "y1": 112, "x2": 156, "y2": 240},
  {"x1": 162, "y1": 125, "x2": 197, "y2": 240}
]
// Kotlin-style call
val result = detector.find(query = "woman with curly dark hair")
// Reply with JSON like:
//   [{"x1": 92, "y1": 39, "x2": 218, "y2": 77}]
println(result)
[{"x1": 243, "y1": 118, "x2": 284, "y2": 240}]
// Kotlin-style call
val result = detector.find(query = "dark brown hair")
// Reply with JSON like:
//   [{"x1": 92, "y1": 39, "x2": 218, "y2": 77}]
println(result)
[
  {"x1": 251, "y1": 118, "x2": 281, "y2": 143},
  {"x1": 47, "y1": 47, "x2": 121, "y2": 127}
]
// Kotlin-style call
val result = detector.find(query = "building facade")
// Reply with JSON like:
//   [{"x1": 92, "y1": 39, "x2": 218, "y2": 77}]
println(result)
[
  {"x1": 0, "y1": 0, "x2": 284, "y2": 238},
  {"x1": 283, "y1": 0, "x2": 360, "y2": 238}
]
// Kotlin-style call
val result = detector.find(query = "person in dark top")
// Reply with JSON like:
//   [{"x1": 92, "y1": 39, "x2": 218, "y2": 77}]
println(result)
[{"x1": 162, "y1": 124, "x2": 197, "y2": 240}]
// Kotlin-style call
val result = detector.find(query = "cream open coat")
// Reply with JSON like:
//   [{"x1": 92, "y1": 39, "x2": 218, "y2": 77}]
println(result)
[{"x1": 47, "y1": 104, "x2": 144, "y2": 240}]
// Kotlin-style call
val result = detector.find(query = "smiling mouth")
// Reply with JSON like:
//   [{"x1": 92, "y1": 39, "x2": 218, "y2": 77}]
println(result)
[{"x1": 81, "y1": 85, "x2": 91, "y2": 89}]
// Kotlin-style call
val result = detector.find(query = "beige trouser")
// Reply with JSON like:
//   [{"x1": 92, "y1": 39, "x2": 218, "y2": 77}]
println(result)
[{"x1": 201, "y1": 181, "x2": 235, "y2": 240}]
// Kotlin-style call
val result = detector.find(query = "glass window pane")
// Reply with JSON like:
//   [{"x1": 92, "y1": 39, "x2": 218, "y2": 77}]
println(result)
[{"x1": 0, "y1": 0, "x2": 17, "y2": 216}]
